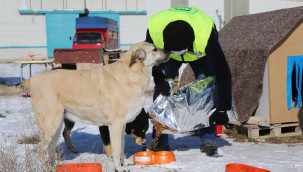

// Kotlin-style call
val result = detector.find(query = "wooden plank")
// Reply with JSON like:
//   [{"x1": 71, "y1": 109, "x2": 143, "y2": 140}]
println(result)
[
  {"x1": 228, "y1": 122, "x2": 302, "y2": 139},
  {"x1": 0, "y1": 59, "x2": 26, "y2": 64},
  {"x1": 14, "y1": 59, "x2": 54, "y2": 64}
]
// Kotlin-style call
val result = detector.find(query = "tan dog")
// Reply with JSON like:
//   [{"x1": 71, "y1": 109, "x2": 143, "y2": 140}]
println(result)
[{"x1": 6, "y1": 42, "x2": 168, "y2": 172}]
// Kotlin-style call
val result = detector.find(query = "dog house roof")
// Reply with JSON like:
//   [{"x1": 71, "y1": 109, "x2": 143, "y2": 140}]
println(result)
[{"x1": 219, "y1": 6, "x2": 303, "y2": 122}]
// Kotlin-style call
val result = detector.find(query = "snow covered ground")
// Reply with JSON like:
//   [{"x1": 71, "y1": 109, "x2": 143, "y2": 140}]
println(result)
[{"x1": 0, "y1": 63, "x2": 303, "y2": 172}]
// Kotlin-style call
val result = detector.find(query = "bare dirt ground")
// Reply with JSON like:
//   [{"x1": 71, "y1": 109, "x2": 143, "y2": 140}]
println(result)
[{"x1": 224, "y1": 126, "x2": 303, "y2": 144}]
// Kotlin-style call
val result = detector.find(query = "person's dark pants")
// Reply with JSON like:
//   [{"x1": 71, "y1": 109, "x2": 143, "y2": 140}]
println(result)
[{"x1": 152, "y1": 56, "x2": 216, "y2": 145}]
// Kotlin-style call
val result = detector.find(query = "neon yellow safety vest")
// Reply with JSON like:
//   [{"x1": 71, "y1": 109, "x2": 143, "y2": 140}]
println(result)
[{"x1": 148, "y1": 7, "x2": 214, "y2": 62}]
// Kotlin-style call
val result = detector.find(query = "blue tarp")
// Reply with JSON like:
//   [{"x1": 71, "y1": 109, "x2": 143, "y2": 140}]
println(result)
[
  {"x1": 0, "y1": 77, "x2": 21, "y2": 86},
  {"x1": 287, "y1": 55, "x2": 303, "y2": 110}
]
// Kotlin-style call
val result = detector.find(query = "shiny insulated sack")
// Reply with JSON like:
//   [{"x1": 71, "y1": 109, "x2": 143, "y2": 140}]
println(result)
[{"x1": 149, "y1": 76, "x2": 216, "y2": 133}]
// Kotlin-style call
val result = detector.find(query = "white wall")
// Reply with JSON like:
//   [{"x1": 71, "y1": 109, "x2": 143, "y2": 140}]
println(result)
[
  {"x1": 119, "y1": 15, "x2": 147, "y2": 50},
  {"x1": 0, "y1": 0, "x2": 47, "y2": 59},
  {"x1": 190, "y1": 0, "x2": 225, "y2": 30},
  {"x1": 144, "y1": 0, "x2": 226, "y2": 30},
  {"x1": 145, "y1": 0, "x2": 171, "y2": 17},
  {"x1": 118, "y1": 0, "x2": 170, "y2": 49},
  {"x1": 250, "y1": 0, "x2": 303, "y2": 14}
]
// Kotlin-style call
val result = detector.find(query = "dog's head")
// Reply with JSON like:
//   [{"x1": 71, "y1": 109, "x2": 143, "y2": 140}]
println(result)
[
  {"x1": 127, "y1": 42, "x2": 169, "y2": 68},
  {"x1": 125, "y1": 109, "x2": 149, "y2": 145}
]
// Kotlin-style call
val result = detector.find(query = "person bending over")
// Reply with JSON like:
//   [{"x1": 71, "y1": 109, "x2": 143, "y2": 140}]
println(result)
[{"x1": 145, "y1": 6, "x2": 231, "y2": 156}]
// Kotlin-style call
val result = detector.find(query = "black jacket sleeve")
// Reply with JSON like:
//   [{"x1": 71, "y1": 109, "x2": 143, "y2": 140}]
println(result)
[
  {"x1": 205, "y1": 27, "x2": 232, "y2": 111},
  {"x1": 145, "y1": 29, "x2": 153, "y2": 44}
]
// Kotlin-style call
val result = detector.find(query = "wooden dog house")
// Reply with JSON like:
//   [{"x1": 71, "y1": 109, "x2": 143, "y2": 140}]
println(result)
[{"x1": 218, "y1": 6, "x2": 303, "y2": 125}]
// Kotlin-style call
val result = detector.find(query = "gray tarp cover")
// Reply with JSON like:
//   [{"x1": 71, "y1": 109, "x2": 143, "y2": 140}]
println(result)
[{"x1": 149, "y1": 76, "x2": 216, "y2": 133}]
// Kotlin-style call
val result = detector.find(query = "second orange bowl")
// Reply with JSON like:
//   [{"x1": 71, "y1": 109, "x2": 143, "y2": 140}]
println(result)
[
  {"x1": 56, "y1": 163, "x2": 102, "y2": 172},
  {"x1": 133, "y1": 151, "x2": 176, "y2": 165},
  {"x1": 225, "y1": 163, "x2": 271, "y2": 172},
  {"x1": 153, "y1": 151, "x2": 176, "y2": 164}
]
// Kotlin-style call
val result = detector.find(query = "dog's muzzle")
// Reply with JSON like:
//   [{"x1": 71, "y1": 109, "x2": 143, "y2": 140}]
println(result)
[{"x1": 135, "y1": 137, "x2": 146, "y2": 145}]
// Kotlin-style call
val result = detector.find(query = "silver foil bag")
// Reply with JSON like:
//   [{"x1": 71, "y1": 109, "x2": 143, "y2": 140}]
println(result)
[{"x1": 149, "y1": 76, "x2": 216, "y2": 133}]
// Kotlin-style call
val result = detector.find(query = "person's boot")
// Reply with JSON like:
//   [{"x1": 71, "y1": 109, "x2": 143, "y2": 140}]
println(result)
[{"x1": 200, "y1": 141, "x2": 218, "y2": 156}]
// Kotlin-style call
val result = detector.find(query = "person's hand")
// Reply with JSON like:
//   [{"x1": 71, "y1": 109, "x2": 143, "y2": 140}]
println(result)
[{"x1": 209, "y1": 110, "x2": 229, "y2": 125}]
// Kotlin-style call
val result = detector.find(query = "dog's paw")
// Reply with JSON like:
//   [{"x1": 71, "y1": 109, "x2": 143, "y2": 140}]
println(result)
[
  {"x1": 67, "y1": 147, "x2": 77, "y2": 153},
  {"x1": 103, "y1": 145, "x2": 113, "y2": 158}
]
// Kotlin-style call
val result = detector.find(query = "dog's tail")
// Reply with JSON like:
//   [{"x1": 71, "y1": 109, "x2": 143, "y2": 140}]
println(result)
[{"x1": 0, "y1": 80, "x2": 30, "y2": 96}]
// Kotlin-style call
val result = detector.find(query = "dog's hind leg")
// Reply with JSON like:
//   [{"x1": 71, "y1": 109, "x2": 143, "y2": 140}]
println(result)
[
  {"x1": 33, "y1": 102, "x2": 65, "y2": 166},
  {"x1": 62, "y1": 117, "x2": 77, "y2": 153},
  {"x1": 108, "y1": 122, "x2": 128, "y2": 172},
  {"x1": 48, "y1": 118, "x2": 64, "y2": 162}
]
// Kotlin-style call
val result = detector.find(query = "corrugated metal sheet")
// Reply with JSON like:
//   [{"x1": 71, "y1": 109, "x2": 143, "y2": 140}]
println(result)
[
  {"x1": 0, "y1": 1, "x2": 46, "y2": 47},
  {"x1": 224, "y1": 0, "x2": 249, "y2": 23},
  {"x1": 119, "y1": 15, "x2": 147, "y2": 47},
  {"x1": 65, "y1": 0, "x2": 88, "y2": 10}
]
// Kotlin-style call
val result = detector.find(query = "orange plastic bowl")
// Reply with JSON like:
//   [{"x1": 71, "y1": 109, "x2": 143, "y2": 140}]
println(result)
[
  {"x1": 133, "y1": 151, "x2": 176, "y2": 165},
  {"x1": 133, "y1": 151, "x2": 154, "y2": 165},
  {"x1": 225, "y1": 163, "x2": 270, "y2": 172},
  {"x1": 56, "y1": 163, "x2": 102, "y2": 172},
  {"x1": 153, "y1": 151, "x2": 176, "y2": 164}
]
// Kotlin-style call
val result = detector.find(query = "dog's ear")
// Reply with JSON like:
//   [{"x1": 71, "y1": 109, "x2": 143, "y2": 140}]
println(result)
[{"x1": 129, "y1": 49, "x2": 146, "y2": 67}]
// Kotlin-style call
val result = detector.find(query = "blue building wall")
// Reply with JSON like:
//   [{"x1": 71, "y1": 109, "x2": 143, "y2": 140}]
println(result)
[{"x1": 45, "y1": 13, "x2": 78, "y2": 58}]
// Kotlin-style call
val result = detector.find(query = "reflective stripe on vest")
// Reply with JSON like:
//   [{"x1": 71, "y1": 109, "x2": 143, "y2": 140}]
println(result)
[{"x1": 148, "y1": 6, "x2": 214, "y2": 62}]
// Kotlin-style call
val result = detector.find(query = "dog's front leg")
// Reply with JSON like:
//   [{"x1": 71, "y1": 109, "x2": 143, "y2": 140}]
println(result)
[
  {"x1": 62, "y1": 118, "x2": 77, "y2": 153},
  {"x1": 109, "y1": 122, "x2": 128, "y2": 172}
]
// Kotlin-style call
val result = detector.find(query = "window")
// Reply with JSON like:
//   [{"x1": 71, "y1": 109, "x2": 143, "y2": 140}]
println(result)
[{"x1": 73, "y1": 32, "x2": 102, "y2": 44}]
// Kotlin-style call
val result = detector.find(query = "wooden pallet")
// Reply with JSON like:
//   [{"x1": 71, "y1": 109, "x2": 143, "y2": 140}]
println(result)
[{"x1": 228, "y1": 121, "x2": 303, "y2": 139}]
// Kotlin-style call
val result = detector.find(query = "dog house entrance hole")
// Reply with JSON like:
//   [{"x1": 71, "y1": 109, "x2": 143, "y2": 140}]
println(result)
[{"x1": 287, "y1": 56, "x2": 303, "y2": 110}]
